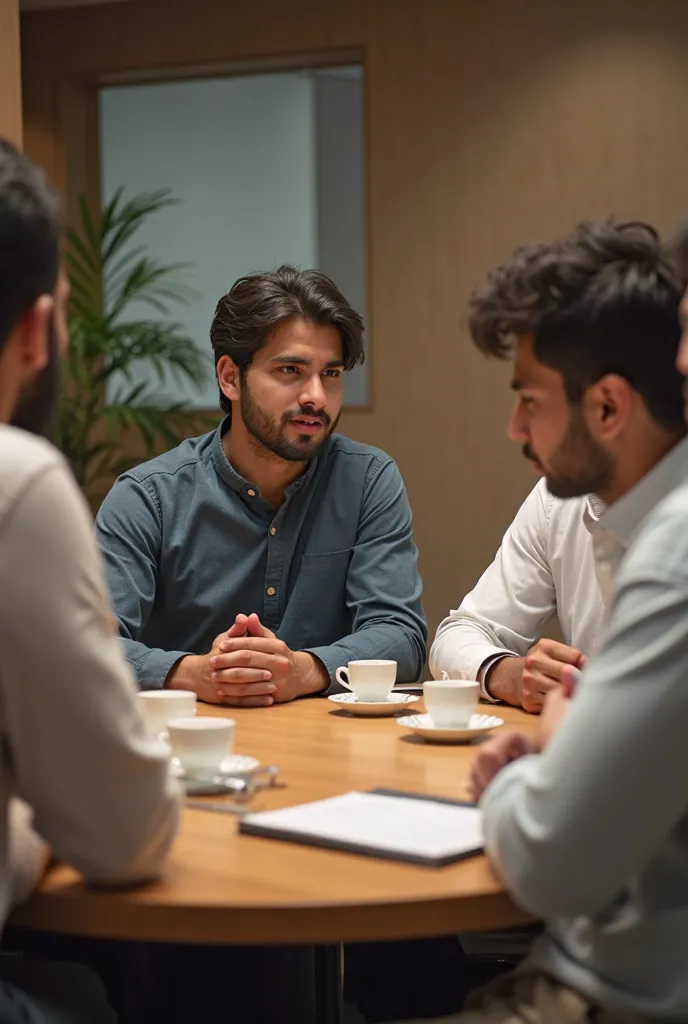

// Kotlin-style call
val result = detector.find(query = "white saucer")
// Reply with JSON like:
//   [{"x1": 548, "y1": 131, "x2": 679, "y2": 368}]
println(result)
[
  {"x1": 170, "y1": 753, "x2": 260, "y2": 780},
  {"x1": 397, "y1": 713, "x2": 504, "y2": 743},
  {"x1": 327, "y1": 692, "x2": 419, "y2": 717}
]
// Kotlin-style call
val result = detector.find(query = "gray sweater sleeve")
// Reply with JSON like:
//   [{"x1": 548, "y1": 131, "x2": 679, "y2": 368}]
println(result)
[
  {"x1": 0, "y1": 461, "x2": 180, "y2": 885},
  {"x1": 480, "y1": 499, "x2": 688, "y2": 919}
]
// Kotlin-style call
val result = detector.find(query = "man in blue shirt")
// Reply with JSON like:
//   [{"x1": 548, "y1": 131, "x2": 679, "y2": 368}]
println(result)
[
  {"x1": 96, "y1": 264, "x2": 427, "y2": 705},
  {"x1": 95, "y1": 267, "x2": 443, "y2": 1023}
]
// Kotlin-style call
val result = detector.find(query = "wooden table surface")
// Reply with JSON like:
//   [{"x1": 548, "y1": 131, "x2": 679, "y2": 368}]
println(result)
[{"x1": 10, "y1": 696, "x2": 536, "y2": 945}]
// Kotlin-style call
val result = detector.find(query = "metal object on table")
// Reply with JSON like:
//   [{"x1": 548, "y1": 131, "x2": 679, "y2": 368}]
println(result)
[
  {"x1": 185, "y1": 798, "x2": 250, "y2": 816},
  {"x1": 183, "y1": 764, "x2": 280, "y2": 807}
]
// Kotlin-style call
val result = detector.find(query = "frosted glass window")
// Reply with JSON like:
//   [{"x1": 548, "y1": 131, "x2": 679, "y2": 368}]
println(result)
[{"x1": 99, "y1": 66, "x2": 368, "y2": 409}]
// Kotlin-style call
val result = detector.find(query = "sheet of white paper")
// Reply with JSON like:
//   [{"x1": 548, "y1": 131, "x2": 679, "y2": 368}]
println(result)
[{"x1": 242, "y1": 791, "x2": 483, "y2": 861}]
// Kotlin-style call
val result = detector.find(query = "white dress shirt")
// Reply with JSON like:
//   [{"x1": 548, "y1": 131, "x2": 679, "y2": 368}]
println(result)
[
  {"x1": 481, "y1": 438, "x2": 688, "y2": 1020},
  {"x1": 430, "y1": 479, "x2": 609, "y2": 699}
]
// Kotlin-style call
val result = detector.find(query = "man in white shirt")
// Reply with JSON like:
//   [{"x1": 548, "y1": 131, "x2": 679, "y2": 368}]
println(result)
[
  {"x1": 0, "y1": 141, "x2": 180, "y2": 1022},
  {"x1": 430, "y1": 483, "x2": 605, "y2": 711},
  {"x1": 430, "y1": 221, "x2": 687, "y2": 714},
  {"x1": 411, "y1": 220, "x2": 688, "y2": 1024}
]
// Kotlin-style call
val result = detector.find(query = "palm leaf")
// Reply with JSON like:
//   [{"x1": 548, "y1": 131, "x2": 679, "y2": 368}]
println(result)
[{"x1": 58, "y1": 188, "x2": 211, "y2": 500}]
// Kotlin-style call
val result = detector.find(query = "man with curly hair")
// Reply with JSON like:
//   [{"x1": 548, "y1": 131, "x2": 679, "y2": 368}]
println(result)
[{"x1": 411, "y1": 220, "x2": 688, "y2": 1023}]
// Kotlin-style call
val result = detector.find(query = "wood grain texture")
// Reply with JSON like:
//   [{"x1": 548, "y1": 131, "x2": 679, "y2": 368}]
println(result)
[
  {"x1": 0, "y1": 0, "x2": 21, "y2": 145},
  {"x1": 10, "y1": 701, "x2": 535, "y2": 944},
  {"x1": 19, "y1": 0, "x2": 688, "y2": 638}
]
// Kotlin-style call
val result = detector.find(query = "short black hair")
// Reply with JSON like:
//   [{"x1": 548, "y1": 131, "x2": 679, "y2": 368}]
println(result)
[
  {"x1": 0, "y1": 139, "x2": 60, "y2": 350},
  {"x1": 469, "y1": 220, "x2": 685, "y2": 433},
  {"x1": 210, "y1": 264, "x2": 365, "y2": 414}
]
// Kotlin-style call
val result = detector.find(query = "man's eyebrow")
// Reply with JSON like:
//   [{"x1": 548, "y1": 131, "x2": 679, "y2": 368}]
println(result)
[
  {"x1": 269, "y1": 355, "x2": 345, "y2": 368},
  {"x1": 270, "y1": 355, "x2": 311, "y2": 366}
]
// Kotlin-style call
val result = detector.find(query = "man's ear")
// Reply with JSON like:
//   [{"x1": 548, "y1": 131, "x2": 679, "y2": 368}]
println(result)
[
  {"x1": 216, "y1": 355, "x2": 241, "y2": 404},
  {"x1": 13, "y1": 295, "x2": 53, "y2": 374},
  {"x1": 584, "y1": 374, "x2": 634, "y2": 443}
]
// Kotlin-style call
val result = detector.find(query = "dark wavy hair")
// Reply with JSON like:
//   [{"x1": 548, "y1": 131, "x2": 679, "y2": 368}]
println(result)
[
  {"x1": 0, "y1": 138, "x2": 60, "y2": 351},
  {"x1": 210, "y1": 265, "x2": 365, "y2": 414},
  {"x1": 468, "y1": 220, "x2": 685, "y2": 433}
]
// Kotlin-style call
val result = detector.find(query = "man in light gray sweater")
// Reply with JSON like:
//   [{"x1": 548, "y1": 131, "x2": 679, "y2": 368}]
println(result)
[
  {"x1": 0, "y1": 141, "x2": 180, "y2": 1021},
  {"x1": 417, "y1": 221, "x2": 688, "y2": 1023}
]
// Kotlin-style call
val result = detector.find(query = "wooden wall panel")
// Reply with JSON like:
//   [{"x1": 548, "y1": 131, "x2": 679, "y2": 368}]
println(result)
[
  {"x1": 0, "y1": 0, "x2": 21, "y2": 145},
  {"x1": 19, "y1": 0, "x2": 688, "y2": 642}
]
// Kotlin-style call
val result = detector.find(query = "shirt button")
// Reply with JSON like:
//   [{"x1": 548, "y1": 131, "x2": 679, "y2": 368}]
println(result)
[
  {"x1": 269, "y1": 527, "x2": 277, "y2": 536},
  {"x1": 247, "y1": 488, "x2": 256, "y2": 497},
  {"x1": 266, "y1": 586, "x2": 276, "y2": 597}
]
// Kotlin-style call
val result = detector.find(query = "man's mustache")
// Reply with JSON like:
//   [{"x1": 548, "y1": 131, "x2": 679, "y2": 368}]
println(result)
[
  {"x1": 522, "y1": 444, "x2": 542, "y2": 468},
  {"x1": 284, "y1": 406, "x2": 331, "y2": 427}
]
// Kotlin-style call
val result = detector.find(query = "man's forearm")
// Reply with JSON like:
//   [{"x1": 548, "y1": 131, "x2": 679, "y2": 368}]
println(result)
[
  {"x1": 484, "y1": 656, "x2": 525, "y2": 704},
  {"x1": 165, "y1": 654, "x2": 201, "y2": 691},
  {"x1": 293, "y1": 652, "x2": 329, "y2": 697},
  {"x1": 8, "y1": 800, "x2": 51, "y2": 907},
  {"x1": 120, "y1": 636, "x2": 191, "y2": 691}
]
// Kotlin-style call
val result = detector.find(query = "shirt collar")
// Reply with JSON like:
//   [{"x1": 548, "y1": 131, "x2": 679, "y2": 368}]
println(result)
[
  {"x1": 210, "y1": 416, "x2": 321, "y2": 496},
  {"x1": 585, "y1": 494, "x2": 606, "y2": 522},
  {"x1": 599, "y1": 435, "x2": 688, "y2": 548}
]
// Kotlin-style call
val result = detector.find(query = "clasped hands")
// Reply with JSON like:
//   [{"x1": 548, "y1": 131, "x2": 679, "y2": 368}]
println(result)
[{"x1": 167, "y1": 612, "x2": 328, "y2": 706}]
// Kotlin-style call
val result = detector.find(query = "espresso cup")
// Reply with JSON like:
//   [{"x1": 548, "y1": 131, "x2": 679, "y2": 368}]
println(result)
[
  {"x1": 166, "y1": 716, "x2": 235, "y2": 777},
  {"x1": 137, "y1": 689, "x2": 197, "y2": 739},
  {"x1": 423, "y1": 679, "x2": 479, "y2": 728},
  {"x1": 335, "y1": 660, "x2": 397, "y2": 702}
]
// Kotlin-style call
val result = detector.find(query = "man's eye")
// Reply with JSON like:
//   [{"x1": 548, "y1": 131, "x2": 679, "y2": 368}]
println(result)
[
  {"x1": 323, "y1": 369, "x2": 342, "y2": 379},
  {"x1": 279, "y1": 366, "x2": 298, "y2": 375}
]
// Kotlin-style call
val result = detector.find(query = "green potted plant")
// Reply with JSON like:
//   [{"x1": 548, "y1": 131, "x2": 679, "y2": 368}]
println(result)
[{"x1": 58, "y1": 187, "x2": 215, "y2": 506}]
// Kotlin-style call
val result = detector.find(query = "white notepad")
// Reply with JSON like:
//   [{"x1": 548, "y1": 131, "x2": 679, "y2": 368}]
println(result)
[{"x1": 239, "y1": 788, "x2": 483, "y2": 866}]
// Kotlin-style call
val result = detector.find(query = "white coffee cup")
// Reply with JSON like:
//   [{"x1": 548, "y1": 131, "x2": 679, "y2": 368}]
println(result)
[
  {"x1": 137, "y1": 690, "x2": 197, "y2": 739},
  {"x1": 335, "y1": 660, "x2": 397, "y2": 702},
  {"x1": 166, "y1": 716, "x2": 235, "y2": 777},
  {"x1": 423, "y1": 679, "x2": 479, "y2": 728}
]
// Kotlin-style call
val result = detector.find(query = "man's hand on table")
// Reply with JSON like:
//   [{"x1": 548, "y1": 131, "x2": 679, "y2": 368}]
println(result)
[
  {"x1": 467, "y1": 730, "x2": 537, "y2": 802},
  {"x1": 485, "y1": 638, "x2": 586, "y2": 713},
  {"x1": 469, "y1": 664, "x2": 580, "y2": 801},
  {"x1": 212, "y1": 613, "x2": 328, "y2": 706},
  {"x1": 535, "y1": 663, "x2": 578, "y2": 749}
]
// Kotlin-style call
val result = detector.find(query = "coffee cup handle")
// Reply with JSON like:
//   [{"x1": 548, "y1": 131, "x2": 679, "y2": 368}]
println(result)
[
  {"x1": 157, "y1": 730, "x2": 170, "y2": 745},
  {"x1": 335, "y1": 667, "x2": 353, "y2": 691}
]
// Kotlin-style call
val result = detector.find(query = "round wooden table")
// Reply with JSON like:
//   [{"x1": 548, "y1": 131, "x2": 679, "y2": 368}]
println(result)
[{"x1": 11, "y1": 697, "x2": 535, "y2": 945}]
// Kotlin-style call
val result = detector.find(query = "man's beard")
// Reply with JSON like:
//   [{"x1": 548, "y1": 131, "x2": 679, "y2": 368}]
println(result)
[
  {"x1": 240, "y1": 380, "x2": 339, "y2": 463},
  {"x1": 10, "y1": 321, "x2": 61, "y2": 439},
  {"x1": 524, "y1": 406, "x2": 613, "y2": 499}
]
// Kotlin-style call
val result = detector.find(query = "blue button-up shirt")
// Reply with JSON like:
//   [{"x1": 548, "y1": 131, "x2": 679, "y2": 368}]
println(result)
[{"x1": 95, "y1": 420, "x2": 427, "y2": 692}]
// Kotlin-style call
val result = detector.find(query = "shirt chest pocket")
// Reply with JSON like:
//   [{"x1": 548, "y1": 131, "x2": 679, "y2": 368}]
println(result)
[
  {"x1": 298, "y1": 549, "x2": 352, "y2": 575},
  {"x1": 283, "y1": 548, "x2": 352, "y2": 646}
]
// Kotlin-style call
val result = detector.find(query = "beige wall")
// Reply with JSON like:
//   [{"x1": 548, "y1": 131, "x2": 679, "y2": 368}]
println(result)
[
  {"x1": 0, "y1": 0, "x2": 21, "y2": 144},
  {"x1": 19, "y1": 0, "x2": 688, "y2": 644}
]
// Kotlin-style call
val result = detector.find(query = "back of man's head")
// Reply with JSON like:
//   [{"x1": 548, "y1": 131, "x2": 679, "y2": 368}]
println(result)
[
  {"x1": 0, "y1": 139, "x2": 60, "y2": 350},
  {"x1": 469, "y1": 220, "x2": 685, "y2": 435}
]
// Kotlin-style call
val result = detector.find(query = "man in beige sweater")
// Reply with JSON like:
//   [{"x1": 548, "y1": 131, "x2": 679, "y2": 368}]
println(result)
[{"x1": 0, "y1": 141, "x2": 180, "y2": 1021}]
